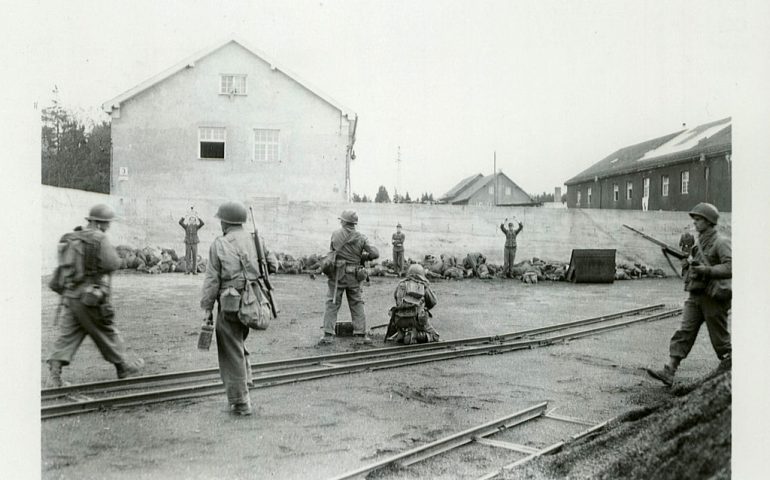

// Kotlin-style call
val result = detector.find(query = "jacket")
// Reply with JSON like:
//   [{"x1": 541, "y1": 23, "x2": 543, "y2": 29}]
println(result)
[
  {"x1": 684, "y1": 228, "x2": 732, "y2": 292},
  {"x1": 63, "y1": 227, "x2": 121, "y2": 299},
  {"x1": 179, "y1": 217, "x2": 204, "y2": 244},
  {"x1": 500, "y1": 223, "x2": 523, "y2": 248}
]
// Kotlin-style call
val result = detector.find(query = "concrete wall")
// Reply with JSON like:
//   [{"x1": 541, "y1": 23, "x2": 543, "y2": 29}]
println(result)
[
  {"x1": 110, "y1": 41, "x2": 352, "y2": 203},
  {"x1": 42, "y1": 186, "x2": 732, "y2": 275}
]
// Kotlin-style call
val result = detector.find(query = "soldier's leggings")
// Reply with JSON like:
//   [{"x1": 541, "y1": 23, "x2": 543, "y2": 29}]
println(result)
[
  {"x1": 215, "y1": 310, "x2": 252, "y2": 406},
  {"x1": 323, "y1": 280, "x2": 366, "y2": 335},
  {"x1": 669, "y1": 292, "x2": 731, "y2": 360},
  {"x1": 48, "y1": 297, "x2": 127, "y2": 366}
]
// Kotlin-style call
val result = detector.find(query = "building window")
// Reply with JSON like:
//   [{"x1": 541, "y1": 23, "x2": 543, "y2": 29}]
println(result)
[
  {"x1": 613, "y1": 184, "x2": 619, "y2": 202},
  {"x1": 253, "y1": 129, "x2": 280, "y2": 162},
  {"x1": 662, "y1": 175, "x2": 669, "y2": 196},
  {"x1": 576, "y1": 191, "x2": 581, "y2": 207},
  {"x1": 681, "y1": 171, "x2": 689, "y2": 194},
  {"x1": 488, "y1": 185, "x2": 494, "y2": 195},
  {"x1": 626, "y1": 181, "x2": 633, "y2": 200},
  {"x1": 505, "y1": 186, "x2": 511, "y2": 196},
  {"x1": 587, "y1": 187, "x2": 592, "y2": 206},
  {"x1": 199, "y1": 127, "x2": 226, "y2": 159},
  {"x1": 643, "y1": 178, "x2": 650, "y2": 198},
  {"x1": 220, "y1": 74, "x2": 247, "y2": 95}
]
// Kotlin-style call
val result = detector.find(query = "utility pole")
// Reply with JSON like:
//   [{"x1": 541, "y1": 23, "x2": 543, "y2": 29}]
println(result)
[
  {"x1": 395, "y1": 145, "x2": 402, "y2": 202},
  {"x1": 493, "y1": 151, "x2": 498, "y2": 206}
]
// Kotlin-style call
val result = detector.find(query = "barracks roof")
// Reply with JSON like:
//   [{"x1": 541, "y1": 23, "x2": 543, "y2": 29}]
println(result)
[{"x1": 564, "y1": 117, "x2": 731, "y2": 186}]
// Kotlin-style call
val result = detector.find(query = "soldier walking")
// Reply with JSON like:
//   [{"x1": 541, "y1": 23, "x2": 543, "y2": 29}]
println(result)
[
  {"x1": 392, "y1": 223, "x2": 406, "y2": 275},
  {"x1": 179, "y1": 206, "x2": 204, "y2": 274},
  {"x1": 318, "y1": 210, "x2": 379, "y2": 346},
  {"x1": 500, "y1": 217, "x2": 523, "y2": 278},
  {"x1": 46, "y1": 204, "x2": 144, "y2": 387},
  {"x1": 200, "y1": 201, "x2": 277, "y2": 416},
  {"x1": 647, "y1": 203, "x2": 732, "y2": 387}
]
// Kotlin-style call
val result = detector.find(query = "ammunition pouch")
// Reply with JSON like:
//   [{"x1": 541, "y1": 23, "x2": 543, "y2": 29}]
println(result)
[
  {"x1": 220, "y1": 286, "x2": 242, "y2": 313},
  {"x1": 81, "y1": 284, "x2": 106, "y2": 307}
]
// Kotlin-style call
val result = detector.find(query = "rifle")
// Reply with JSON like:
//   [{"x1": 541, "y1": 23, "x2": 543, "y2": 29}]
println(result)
[
  {"x1": 249, "y1": 207, "x2": 277, "y2": 318},
  {"x1": 622, "y1": 224, "x2": 687, "y2": 278}
]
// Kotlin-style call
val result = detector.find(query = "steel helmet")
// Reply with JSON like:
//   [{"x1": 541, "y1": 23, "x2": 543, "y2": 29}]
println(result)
[
  {"x1": 338, "y1": 210, "x2": 358, "y2": 224},
  {"x1": 407, "y1": 264, "x2": 425, "y2": 277},
  {"x1": 215, "y1": 201, "x2": 248, "y2": 224},
  {"x1": 85, "y1": 204, "x2": 116, "y2": 222},
  {"x1": 688, "y1": 202, "x2": 719, "y2": 225}
]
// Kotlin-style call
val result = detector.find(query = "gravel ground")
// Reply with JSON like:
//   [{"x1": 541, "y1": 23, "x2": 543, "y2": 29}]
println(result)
[{"x1": 41, "y1": 272, "x2": 723, "y2": 479}]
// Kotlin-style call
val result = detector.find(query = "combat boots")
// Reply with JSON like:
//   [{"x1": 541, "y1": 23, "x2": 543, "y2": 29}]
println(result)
[
  {"x1": 116, "y1": 358, "x2": 145, "y2": 379},
  {"x1": 355, "y1": 334, "x2": 373, "y2": 345},
  {"x1": 646, "y1": 364, "x2": 676, "y2": 387},
  {"x1": 47, "y1": 360, "x2": 67, "y2": 388}
]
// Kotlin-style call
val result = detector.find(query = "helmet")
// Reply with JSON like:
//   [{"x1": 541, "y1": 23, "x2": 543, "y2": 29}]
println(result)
[
  {"x1": 688, "y1": 202, "x2": 719, "y2": 225},
  {"x1": 216, "y1": 201, "x2": 248, "y2": 224},
  {"x1": 407, "y1": 264, "x2": 425, "y2": 277},
  {"x1": 338, "y1": 210, "x2": 358, "y2": 224},
  {"x1": 85, "y1": 204, "x2": 116, "y2": 222}
]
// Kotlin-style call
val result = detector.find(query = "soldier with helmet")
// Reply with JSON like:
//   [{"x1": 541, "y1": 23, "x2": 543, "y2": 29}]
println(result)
[
  {"x1": 317, "y1": 210, "x2": 379, "y2": 346},
  {"x1": 46, "y1": 204, "x2": 144, "y2": 387},
  {"x1": 200, "y1": 201, "x2": 278, "y2": 416},
  {"x1": 385, "y1": 264, "x2": 440, "y2": 345},
  {"x1": 647, "y1": 202, "x2": 732, "y2": 387}
]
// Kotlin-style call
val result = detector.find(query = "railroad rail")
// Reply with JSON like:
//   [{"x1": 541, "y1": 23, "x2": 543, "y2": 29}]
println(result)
[
  {"x1": 42, "y1": 304, "x2": 680, "y2": 419},
  {"x1": 329, "y1": 401, "x2": 613, "y2": 480}
]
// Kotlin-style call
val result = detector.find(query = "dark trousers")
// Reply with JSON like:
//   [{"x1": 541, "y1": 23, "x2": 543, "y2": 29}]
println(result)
[
  {"x1": 185, "y1": 243, "x2": 198, "y2": 273},
  {"x1": 48, "y1": 297, "x2": 127, "y2": 366},
  {"x1": 669, "y1": 292, "x2": 731, "y2": 360},
  {"x1": 503, "y1": 246, "x2": 517, "y2": 276},
  {"x1": 393, "y1": 250, "x2": 404, "y2": 274},
  {"x1": 215, "y1": 311, "x2": 252, "y2": 406}
]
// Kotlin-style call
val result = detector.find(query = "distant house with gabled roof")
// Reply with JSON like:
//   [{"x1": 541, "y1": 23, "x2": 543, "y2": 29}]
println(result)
[
  {"x1": 102, "y1": 37, "x2": 358, "y2": 203},
  {"x1": 439, "y1": 171, "x2": 536, "y2": 206},
  {"x1": 564, "y1": 117, "x2": 731, "y2": 211}
]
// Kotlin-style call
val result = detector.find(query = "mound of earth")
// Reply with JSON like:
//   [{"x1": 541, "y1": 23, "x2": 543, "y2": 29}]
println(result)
[{"x1": 511, "y1": 370, "x2": 731, "y2": 480}]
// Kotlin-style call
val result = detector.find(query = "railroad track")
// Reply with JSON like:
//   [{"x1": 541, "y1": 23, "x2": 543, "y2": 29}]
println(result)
[
  {"x1": 329, "y1": 401, "x2": 612, "y2": 480},
  {"x1": 42, "y1": 304, "x2": 680, "y2": 419}
]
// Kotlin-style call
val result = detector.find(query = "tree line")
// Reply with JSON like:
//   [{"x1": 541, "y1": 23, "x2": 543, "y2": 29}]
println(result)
[
  {"x1": 41, "y1": 91, "x2": 111, "y2": 193},
  {"x1": 352, "y1": 186, "x2": 435, "y2": 203}
]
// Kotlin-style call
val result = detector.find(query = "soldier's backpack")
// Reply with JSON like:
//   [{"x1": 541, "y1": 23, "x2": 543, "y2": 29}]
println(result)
[
  {"x1": 49, "y1": 231, "x2": 99, "y2": 294},
  {"x1": 396, "y1": 279, "x2": 425, "y2": 308}
]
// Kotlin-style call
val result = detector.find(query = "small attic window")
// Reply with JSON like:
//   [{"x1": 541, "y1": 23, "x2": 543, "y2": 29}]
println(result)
[{"x1": 220, "y1": 75, "x2": 247, "y2": 95}]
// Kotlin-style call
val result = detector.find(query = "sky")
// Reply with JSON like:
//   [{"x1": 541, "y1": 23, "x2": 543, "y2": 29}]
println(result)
[
  {"x1": 15, "y1": 0, "x2": 753, "y2": 200},
  {"x1": 2, "y1": 1, "x2": 770, "y2": 477}
]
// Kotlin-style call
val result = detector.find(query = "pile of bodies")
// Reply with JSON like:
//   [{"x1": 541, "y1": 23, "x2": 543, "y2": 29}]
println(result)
[
  {"x1": 115, "y1": 245, "x2": 207, "y2": 274},
  {"x1": 113, "y1": 246, "x2": 667, "y2": 282}
]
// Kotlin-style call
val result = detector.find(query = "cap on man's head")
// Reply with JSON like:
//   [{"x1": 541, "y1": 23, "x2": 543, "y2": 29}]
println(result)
[{"x1": 397, "y1": 223, "x2": 402, "y2": 228}]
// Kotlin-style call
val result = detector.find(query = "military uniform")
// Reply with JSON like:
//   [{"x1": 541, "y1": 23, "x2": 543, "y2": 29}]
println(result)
[
  {"x1": 179, "y1": 216, "x2": 204, "y2": 274},
  {"x1": 392, "y1": 228, "x2": 405, "y2": 275},
  {"x1": 47, "y1": 205, "x2": 143, "y2": 386},
  {"x1": 463, "y1": 252, "x2": 486, "y2": 277},
  {"x1": 200, "y1": 201, "x2": 277, "y2": 415},
  {"x1": 386, "y1": 266, "x2": 439, "y2": 344},
  {"x1": 500, "y1": 221, "x2": 523, "y2": 277},
  {"x1": 322, "y1": 223, "x2": 379, "y2": 337}
]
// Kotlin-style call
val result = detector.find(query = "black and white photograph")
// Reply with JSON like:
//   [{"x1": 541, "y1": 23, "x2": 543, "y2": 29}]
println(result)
[{"x1": 3, "y1": 0, "x2": 770, "y2": 478}]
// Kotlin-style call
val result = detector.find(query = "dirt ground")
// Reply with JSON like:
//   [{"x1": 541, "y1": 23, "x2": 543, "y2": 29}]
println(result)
[{"x1": 41, "y1": 272, "x2": 723, "y2": 479}]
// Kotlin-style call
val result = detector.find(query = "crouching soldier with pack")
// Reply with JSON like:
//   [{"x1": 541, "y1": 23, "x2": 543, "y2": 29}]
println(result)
[
  {"x1": 385, "y1": 264, "x2": 440, "y2": 344},
  {"x1": 46, "y1": 204, "x2": 144, "y2": 387}
]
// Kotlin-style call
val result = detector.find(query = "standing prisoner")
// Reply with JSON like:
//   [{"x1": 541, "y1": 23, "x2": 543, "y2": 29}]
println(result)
[
  {"x1": 500, "y1": 218, "x2": 523, "y2": 278},
  {"x1": 392, "y1": 223, "x2": 406, "y2": 275},
  {"x1": 179, "y1": 207, "x2": 204, "y2": 274}
]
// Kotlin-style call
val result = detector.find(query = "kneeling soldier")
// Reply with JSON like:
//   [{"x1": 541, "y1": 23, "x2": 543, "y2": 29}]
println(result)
[{"x1": 385, "y1": 264, "x2": 440, "y2": 344}]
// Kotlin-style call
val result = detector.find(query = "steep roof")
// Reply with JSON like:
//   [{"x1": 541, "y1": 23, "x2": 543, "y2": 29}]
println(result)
[
  {"x1": 441, "y1": 172, "x2": 535, "y2": 204},
  {"x1": 438, "y1": 173, "x2": 483, "y2": 202},
  {"x1": 565, "y1": 117, "x2": 731, "y2": 185},
  {"x1": 102, "y1": 36, "x2": 355, "y2": 118}
]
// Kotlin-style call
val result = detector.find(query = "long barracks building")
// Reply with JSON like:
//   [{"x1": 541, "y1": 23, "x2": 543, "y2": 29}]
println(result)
[{"x1": 564, "y1": 118, "x2": 731, "y2": 212}]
